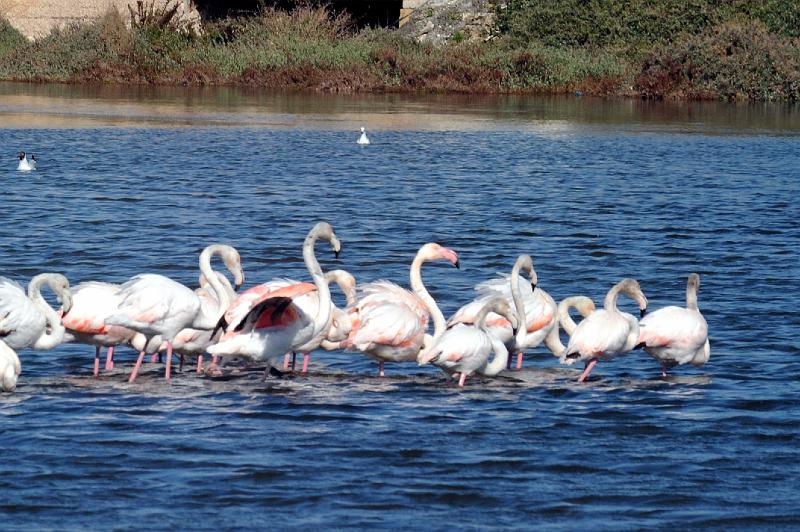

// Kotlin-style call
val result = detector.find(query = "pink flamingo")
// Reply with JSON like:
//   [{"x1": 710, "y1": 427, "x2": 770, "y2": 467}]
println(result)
[
  {"x1": 62, "y1": 281, "x2": 141, "y2": 376},
  {"x1": 106, "y1": 244, "x2": 244, "y2": 383},
  {"x1": 338, "y1": 243, "x2": 460, "y2": 377},
  {"x1": 560, "y1": 278, "x2": 648, "y2": 382},
  {"x1": 637, "y1": 273, "x2": 709, "y2": 376},
  {"x1": 419, "y1": 297, "x2": 518, "y2": 387},
  {"x1": 0, "y1": 340, "x2": 21, "y2": 392},
  {"x1": 206, "y1": 222, "x2": 340, "y2": 377}
]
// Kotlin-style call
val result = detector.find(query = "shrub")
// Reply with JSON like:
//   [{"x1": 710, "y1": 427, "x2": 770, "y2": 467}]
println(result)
[{"x1": 635, "y1": 21, "x2": 800, "y2": 101}]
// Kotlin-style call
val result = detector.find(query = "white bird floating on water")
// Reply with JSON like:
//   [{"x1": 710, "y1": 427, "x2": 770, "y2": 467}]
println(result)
[
  {"x1": 17, "y1": 151, "x2": 36, "y2": 171},
  {"x1": 357, "y1": 127, "x2": 370, "y2": 145}
]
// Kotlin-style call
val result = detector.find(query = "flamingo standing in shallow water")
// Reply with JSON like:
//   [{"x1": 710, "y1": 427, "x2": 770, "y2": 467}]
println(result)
[
  {"x1": 0, "y1": 340, "x2": 21, "y2": 392},
  {"x1": 449, "y1": 255, "x2": 560, "y2": 369},
  {"x1": 207, "y1": 222, "x2": 340, "y2": 377},
  {"x1": 338, "y1": 243, "x2": 460, "y2": 377},
  {"x1": 636, "y1": 273, "x2": 709, "y2": 376},
  {"x1": 560, "y1": 278, "x2": 648, "y2": 382},
  {"x1": 419, "y1": 297, "x2": 518, "y2": 387},
  {"x1": 62, "y1": 281, "x2": 140, "y2": 376},
  {"x1": 106, "y1": 244, "x2": 244, "y2": 383}
]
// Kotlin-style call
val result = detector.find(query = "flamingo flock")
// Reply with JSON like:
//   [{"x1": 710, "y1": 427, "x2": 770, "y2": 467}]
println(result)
[{"x1": 0, "y1": 221, "x2": 710, "y2": 393}]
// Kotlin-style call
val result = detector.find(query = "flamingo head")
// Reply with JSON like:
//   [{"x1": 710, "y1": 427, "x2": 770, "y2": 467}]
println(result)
[
  {"x1": 515, "y1": 254, "x2": 538, "y2": 289},
  {"x1": 687, "y1": 273, "x2": 700, "y2": 291},
  {"x1": 618, "y1": 278, "x2": 648, "y2": 318},
  {"x1": 48, "y1": 274, "x2": 73, "y2": 316},
  {"x1": 221, "y1": 247, "x2": 245, "y2": 289},
  {"x1": 311, "y1": 221, "x2": 341, "y2": 259},
  {"x1": 419, "y1": 243, "x2": 460, "y2": 269},
  {"x1": 576, "y1": 296, "x2": 596, "y2": 317}
]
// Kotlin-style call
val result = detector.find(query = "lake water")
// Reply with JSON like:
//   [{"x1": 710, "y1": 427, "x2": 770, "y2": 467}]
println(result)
[{"x1": 0, "y1": 83, "x2": 798, "y2": 529}]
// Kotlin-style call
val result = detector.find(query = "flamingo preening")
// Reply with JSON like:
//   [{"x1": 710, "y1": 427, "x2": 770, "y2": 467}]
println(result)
[
  {"x1": 559, "y1": 278, "x2": 648, "y2": 382},
  {"x1": 419, "y1": 297, "x2": 519, "y2": 387}
]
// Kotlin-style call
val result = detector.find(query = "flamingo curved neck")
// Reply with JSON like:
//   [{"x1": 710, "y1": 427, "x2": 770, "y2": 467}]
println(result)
[
  {"x1": 410, "y1": 253, "x2": 445, "y2": 338},
  {"x1": 28, "y1": 275, "x2": 66, "y2": 349},
  {"x1": 686, "y1": 284, "x2": 699, "y2": 310},
  {"x1": 194, "y1": 245, "x2": 236, "y2": 329},
  {"x1": 509, "y1": 260, "x2": 529, "y2": 348},
  {"x1": 304, "y1": 229, "x2": 332, "y2": 338},
  {"x1": 603, "y1": 283, "x2": 623, "y2": 313},
  {"x1": 483, "y1": 336, "x2": 509, "y2": 376}
]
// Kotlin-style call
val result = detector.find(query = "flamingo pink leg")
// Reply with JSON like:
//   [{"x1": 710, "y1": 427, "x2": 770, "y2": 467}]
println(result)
[
  {"x1": 516, "y1": 352, "x2": 524, "y2": 370},
  {"x1": 196, "y1": 355, "x2": 203, "y2": 373},
  {"x1": 105, "y1": 346, "x2": 115, "y2": 370},
  {"x1": 284, "y1": 354, "x2": 291, "y2": 370},
  {"x1": 164, "y1": 343, "x2": 173, "y2": 382},
  {"x1": 129, "y1": 351, "x2": 147, "y2": 383},
  {"x1": 458, "y1": 372, "x2": 467, "y2": 387},
  {"x1": 93, "y1": 346, "x2": 100, "y2": 377},
  {"x1": 378, "y1": 361, "x2": 385, "y2": 377},
  {"x1": 578, "y1": 359, "x2": 598, "y2": 383},
  {"x1": 301, "y1": 352, "x2": 310, "y2": 374}
]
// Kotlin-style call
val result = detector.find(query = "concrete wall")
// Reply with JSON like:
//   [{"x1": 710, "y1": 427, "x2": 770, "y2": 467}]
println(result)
[{"x1": 1, "y1": 0, "x2": 199, "y2": 40}]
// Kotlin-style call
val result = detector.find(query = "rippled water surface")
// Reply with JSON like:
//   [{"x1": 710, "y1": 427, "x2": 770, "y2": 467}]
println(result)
[{"x1": 1, "y1": 83, "x2": 799, "y2": 529}]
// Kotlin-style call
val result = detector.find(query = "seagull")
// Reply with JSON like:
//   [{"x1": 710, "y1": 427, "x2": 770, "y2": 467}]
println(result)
[
  {"x1": 357, "y1": 127, "x2": 370, "y2": 145},
  {"x1": 17, "y1": 152, "x2": 34, "y2": 171}
]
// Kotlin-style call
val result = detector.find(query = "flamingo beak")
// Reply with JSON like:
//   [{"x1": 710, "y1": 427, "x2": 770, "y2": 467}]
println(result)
[
  {"x1": 335, "y1": 249, "x2": 340, "y2": 259},
  {"x1": 640, "y1": 308, "x2": 648, "y2": 318},
  {"x1": 454, "y1": 259, "x2": 460, "y2": 269}
]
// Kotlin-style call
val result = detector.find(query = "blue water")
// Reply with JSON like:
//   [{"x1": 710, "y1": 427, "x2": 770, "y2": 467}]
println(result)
[{"x1": 1, "y1": 85, "x2": 799, "y2": 529}]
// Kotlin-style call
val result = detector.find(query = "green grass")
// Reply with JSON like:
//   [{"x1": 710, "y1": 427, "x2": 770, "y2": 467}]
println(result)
[{"x1": 0, "y1": 4, "x2": 795, "y2": 101}]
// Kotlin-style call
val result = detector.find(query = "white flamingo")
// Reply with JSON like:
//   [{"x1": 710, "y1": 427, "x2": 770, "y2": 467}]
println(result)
[
  {"x1": 560, "y1": 278, "x2": 648, "y2": 382},
  {"x1": 637, "y1": 273, "x2": 710, "y2": 376},
  {"x1": 449, "y1": 255, "x2": 559, "y2": 368},
  {"x1": 0, "y1": 340, "x2": 21, "y2": 392},
  {"x1": 206, "y1": 222, "x2": 340, "y2": 377},
  {"x1": 419, "y1": 297, "x2": 519, "y2": 387},
  {"x1": 339, "y1": 243, "x2": 460, "y2": 377},
  {"x1": 107, "y1": 244, "x2": 244, "y2": 383},
  {"x1": 0, "y1": 273, "x2": 73, "y2": 350}
]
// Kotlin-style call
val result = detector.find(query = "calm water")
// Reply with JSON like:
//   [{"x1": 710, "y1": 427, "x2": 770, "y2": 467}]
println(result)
[{"x1": 0, "y1": 84, "x2": 798, "y2": 529}]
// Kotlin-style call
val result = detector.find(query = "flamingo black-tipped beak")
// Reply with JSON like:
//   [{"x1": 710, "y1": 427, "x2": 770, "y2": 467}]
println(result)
[
  {"x1": 454, "y1": 259, "x2": 460, "y2": 269},
  {"x1": 334, "y1": 250, "x2": 340, "y2": 259},
  {"x1": 531, "y1": 282, "x2": 537, "y2": 291},
  {"x1": 640, "y1": 308, "x2": 648, "y2": 318},
  {"x1": 235, "y1": 282, "x2": 242, "y2": 292}
]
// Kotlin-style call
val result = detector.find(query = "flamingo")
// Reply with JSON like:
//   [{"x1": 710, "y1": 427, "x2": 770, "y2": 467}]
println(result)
[
  {"x1": 106, "y1": 244, "x2": 244, "y2": 383},
  {"x1": 0, "y1": 273, "x2": 73, "y2": 350},
  {"x1": 206, "y1": 222, "x2": 340, "y2": 377},
  {"x1": 0, "y1": 340, "x2": 21, "y2": 392},
  {"x1": 357, "y1": 127, "x2": 370, "y2": 145},
  {"x1": 419, "y1": 297, "x2": 519, "y2": 387},
  {"x1": 560, "y1": 278, "x2": 648, "y2": 382},
  {"x1": 449, "y1": 254, "x2": 559, "y2": 369},
  {"x1": 636, "y1": 273, "x2": 709, "y2": 376},
  {"x1": 62, "y1": 281, "x2": 140, "y2": 376},
  {"x1": 339, "y1": 242, "x2": 460, "y2": 377}
]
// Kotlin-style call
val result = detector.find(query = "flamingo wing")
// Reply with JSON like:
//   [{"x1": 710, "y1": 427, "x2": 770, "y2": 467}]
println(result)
[{"x1": 347, "y1": 301, "x2": 425, "y2": 357}]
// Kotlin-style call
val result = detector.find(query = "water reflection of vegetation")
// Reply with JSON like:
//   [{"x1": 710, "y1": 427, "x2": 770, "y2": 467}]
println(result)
[{"x1": 0, "y1": 3, "x2": 797, "y2": 101}]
